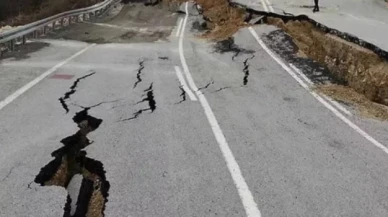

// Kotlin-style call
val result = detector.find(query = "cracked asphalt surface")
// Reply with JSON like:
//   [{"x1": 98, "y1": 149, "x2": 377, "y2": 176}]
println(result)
[{"x1": 1, "y1": 1, "x2": 388, "y2": 217}]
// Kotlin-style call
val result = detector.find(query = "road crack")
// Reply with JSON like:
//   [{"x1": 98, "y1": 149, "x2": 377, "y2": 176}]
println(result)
[
  {"x1": 243, "y1": 55, "x2": 255, "y2": 86},
  {"x1": 59, "y1": 72, "x2": 96, "y2": 113},
  {"x1": 214, "y1": 37, "x2": 255, "y2": 61},
  {"x1": 133, "y1": 60, "x2": 145, "y2": 89},
  {"x1": 120, "y1": 83, "x2": 156, "y2": 122}
]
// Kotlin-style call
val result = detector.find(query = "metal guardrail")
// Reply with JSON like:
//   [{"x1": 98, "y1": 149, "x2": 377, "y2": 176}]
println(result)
[{"x1": 0, "y1": 0, "x2": 116, "y2": 54}]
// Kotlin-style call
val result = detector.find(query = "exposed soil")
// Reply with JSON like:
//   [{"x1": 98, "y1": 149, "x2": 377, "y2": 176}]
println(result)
[
  {"x1": 0, "y1": 42, "x2": 49, "y2": 60},
  {"x1": 167, "y1": 0, "x2": 246, "y2": 40},
  {"x1": 317, "y1": 84, "x2": 388, "y2": 120}
]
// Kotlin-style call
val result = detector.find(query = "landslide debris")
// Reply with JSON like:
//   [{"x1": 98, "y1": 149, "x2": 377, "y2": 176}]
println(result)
[{"x1": 167, "y1": 0, "x2": 246, "y2": 40}]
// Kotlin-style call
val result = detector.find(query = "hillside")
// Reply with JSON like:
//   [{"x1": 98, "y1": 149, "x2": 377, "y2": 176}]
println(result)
[{"x1": 0, "y1": 0, "x2": 102, "y2": 27}]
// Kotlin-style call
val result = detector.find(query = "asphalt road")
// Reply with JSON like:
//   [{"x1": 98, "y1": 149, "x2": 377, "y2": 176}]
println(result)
[
  {"x1": 1, "y1": 1, "x2": 388, "y2": 217},
  {"x1": 233, "y1": 0, "x2": 388, "y2": 51}
]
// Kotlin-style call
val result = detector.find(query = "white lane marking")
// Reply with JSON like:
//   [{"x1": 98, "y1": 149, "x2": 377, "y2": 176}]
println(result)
[
  {"x1": 249, "y1": 27, "x2": 388, "y2": 155},
  {"x1": 321, "y1": 94, "x2": 353, "y2": 116},
  {"x1": 0, "y1": 44, "x2": 95, "y2": 111},
  {"x1": 175, "y1": 18, "x2": 184, "y2": 37},
  {"x1": 174, "y1": 66, "x2": 197, "y2": 101},
  {"x1": 264, "y1": 0, "x2": 274, "y2": 12},
  {"x1": 260, "y1": 0, "x2": 269, "y2": 12},
  {"x1": 289, "y1": 63, "x2": 352, "y2": 116},
  {"x1": 180, "y1": 3, "x2": 262, "y2": 217},
  {"x1": 289, "y1": 63, "x2": 313, "y2": 86}
]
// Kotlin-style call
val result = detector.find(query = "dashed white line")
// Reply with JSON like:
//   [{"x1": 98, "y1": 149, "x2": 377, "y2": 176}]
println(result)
[
  {"x1": 0, "y1": 44, "x2": 95, "y2": 112},
  {"x1": 249, "y1": 27, "x2": 388, "y2": 155},
  {"x1": 174, "y1": 66, "x2": 197, "y2": 101},
  {"x1": 176, "y1": 18, "x2": 184, "y2": 37},
  {"x1": 180, "y1": 3, "x2": 262, "y2": 217}
]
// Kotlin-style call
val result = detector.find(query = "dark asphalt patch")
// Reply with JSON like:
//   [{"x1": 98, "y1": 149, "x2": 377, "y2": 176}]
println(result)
[
  {"x1": 120, "y1": 82, "x2": 156, "y2": 121},
  {"x1": 242, "y1": 54, "x2": 255, "y2": 86},
  {"x1": 0, "y1": 42, "x2": 49, "y2": 61},
  {"x1": 133, "y1": 60, "x2": 145, "y2": 89},
  {"x1": 176, "y1": 85, "x2": 187, "y2": 104},
  {"x1": 263, "y1": 29, "x2": 345, "y2": 85},
  {"x1": 158, "y1": 56, "x2": 169, "y2": 60},
  {"x1": 213, "y1": 37, "x2": 255, "y2": 61},
  {"x1": 192, "y1": 20, "x2": 208, "y2": 32}
]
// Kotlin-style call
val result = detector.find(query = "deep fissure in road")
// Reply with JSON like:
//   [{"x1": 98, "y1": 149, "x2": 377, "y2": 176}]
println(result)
[
  {"x1": 177, "y1": 0, "x2": 388, "y2": 110},
  {"x1": 121, "y1": 83, "x2": 156, "y2": 121},
  {"x1": 242, "y1": 55, "x2": 255, "y2": 86},
  {"x1": 59, "y1": 72, "x2": 96, "y2": 113},
  {"x1": 34, "y1": 108, "x2": 109, "y2": 217},
  {"x1": 133, "y1": 60, "x2": 145, "y2": 89}
]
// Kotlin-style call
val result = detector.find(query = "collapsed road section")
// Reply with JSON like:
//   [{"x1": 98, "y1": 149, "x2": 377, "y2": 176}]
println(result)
[
  {"x1": 34, "y1": 108, "x2": 109, "y2": 217},
  {"x1": 175, "y1": 0, "x2": 388, "y2": 117}
]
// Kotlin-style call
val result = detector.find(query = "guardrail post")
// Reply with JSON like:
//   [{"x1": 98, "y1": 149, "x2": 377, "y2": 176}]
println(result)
[
  {"x1": 22, "y1": 35, "x2": 27, "y2": 44},
  {"x1": 77, "y1": 15, "x2": 81, "y2": 22},
  {"x1": 9, "y1": 40, "x2": 15, "y2": 51},
  {"x1": 83, "y1": 13, "x2": 87, "y2": 21},
  {"x1": 44, "y1": 25, "x2": 48, "y2": 35}
]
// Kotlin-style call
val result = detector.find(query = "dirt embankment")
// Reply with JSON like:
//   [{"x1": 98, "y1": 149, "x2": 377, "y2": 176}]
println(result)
[
  {"x1": 0, "y1": 0, "x2": 103, "y2": 27},
  {"x1": 168, "y1": 0, "x2": 388, "y2": 118},
  {"x1": 266, "y1": 17, "x2": 388, "y2": 107}
]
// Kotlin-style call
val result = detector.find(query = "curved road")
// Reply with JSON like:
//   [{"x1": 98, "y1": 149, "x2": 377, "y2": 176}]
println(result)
[{"x1": 0, "y1": 1, "x2": 388, "y2": 217}]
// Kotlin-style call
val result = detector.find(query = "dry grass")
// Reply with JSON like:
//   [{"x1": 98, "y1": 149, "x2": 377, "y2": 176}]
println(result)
[
  {"x1": 166, "y1": 0, "x2": 246, "y2": 40},
  {"x1": 316, "y1": 84, "x2": 388, "y2": 120},
  {"x1": 45, "y1": 157, "x2": 68, "y2": 187},
  {"x1": 86, "y1": 186, "x2": 104, "y2": 217},
  {"x1": 267, "y1": 17, "x2": 388, "y2": 106},
  {"x1": 1, "y1": 0, "x2": 102, "y2": 27}
]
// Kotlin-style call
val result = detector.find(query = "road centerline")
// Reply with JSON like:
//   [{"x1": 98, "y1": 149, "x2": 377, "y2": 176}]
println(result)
[
  {"x1": 248, "y1": 26, "x2": 388, "y2": 155},
  {"x1": 179, "y1": 3, "x2": 262, "y2": 217}
]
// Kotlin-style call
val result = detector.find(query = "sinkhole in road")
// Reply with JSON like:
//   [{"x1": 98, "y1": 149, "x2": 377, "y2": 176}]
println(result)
[{"x1": 34, "y1": 109, "x2": 110, "y2": 217}]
